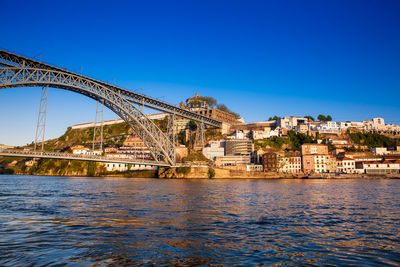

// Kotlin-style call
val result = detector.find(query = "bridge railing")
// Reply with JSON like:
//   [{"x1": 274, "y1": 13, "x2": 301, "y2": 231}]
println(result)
[{"x1": 0, "y1": 149, "x2": 170, "y2": 166}]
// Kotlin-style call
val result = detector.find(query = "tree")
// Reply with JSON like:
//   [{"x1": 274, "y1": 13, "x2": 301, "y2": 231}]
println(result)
[
  {"x1": 268, "y1": 116, "x2": 281, "y2": 121},
  {"x1": 216, "y1": 104, "x2": 240, "y2": 119},
  {"x1": 188, "y1": 121, "x2": 197, "y2": 131},
  {"x1": 287, "y1": 130, "x2": 314, "y2": 151},
  {"x1": 208, "y1": 168, "x2": 216, "y2": 178},
  {"x1": 318, "y1": 114, "x2": 332, "y2": 122},
  {"x1": 317, "y1": 114, "x2": 327, "y2": 121},
  {"x1": 304, "y1": 115, "x2": 315, "y2": 121}
]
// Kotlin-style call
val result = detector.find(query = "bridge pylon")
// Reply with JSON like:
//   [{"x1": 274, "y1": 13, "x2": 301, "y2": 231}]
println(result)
[
  {"x1": 34, "y1": 86, "x2": 48, "y2": 152},
  {"x1": 167, "y1": 113, "x2": 176, "y2": 164},
  {"x1": 92, "y1": 99, "x2": 104, "y2": 151},
  {"x1": 194, "y1": 121, "x2": 205, "y2": 149}
]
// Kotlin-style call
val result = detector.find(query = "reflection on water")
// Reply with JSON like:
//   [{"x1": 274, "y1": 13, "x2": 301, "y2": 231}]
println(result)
[{"x1": 0, "y1": 176, "x2": 399, "y2": 265}]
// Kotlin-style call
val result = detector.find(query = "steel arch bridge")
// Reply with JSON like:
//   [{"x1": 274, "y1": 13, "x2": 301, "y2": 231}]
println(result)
[{"x1": 0, "y1": 50, "x2": 222, "y2": 166}]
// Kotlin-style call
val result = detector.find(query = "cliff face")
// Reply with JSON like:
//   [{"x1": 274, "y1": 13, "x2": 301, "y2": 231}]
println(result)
[
  {"x1": 158, "y1": 166, "x2": 299, "y2": 179},
  {"x1": 1, "y1": 158, "x2": 103, "y2": 176}
]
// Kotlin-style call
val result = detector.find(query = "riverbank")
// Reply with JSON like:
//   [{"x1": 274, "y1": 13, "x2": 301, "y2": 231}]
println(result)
[
  {"x1": 2, "y1": 166, "x2": 399, "y2": 179},
  {"x1": 158, "y1": 166, "x2": 400, "y2": 179}
]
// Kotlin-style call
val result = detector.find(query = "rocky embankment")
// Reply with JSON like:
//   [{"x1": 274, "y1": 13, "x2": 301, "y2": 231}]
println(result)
[{"x1": 158, "y1": 167, "x2": 400, "y2": 179}]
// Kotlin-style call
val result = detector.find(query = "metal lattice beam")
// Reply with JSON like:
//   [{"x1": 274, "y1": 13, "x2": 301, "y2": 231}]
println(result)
[
  {"x1": 0, "y1": 50, "x2": 222, "y2": 128},
  {"x1": 0, "y1": 67, "x2": 175, "y2": 166}
]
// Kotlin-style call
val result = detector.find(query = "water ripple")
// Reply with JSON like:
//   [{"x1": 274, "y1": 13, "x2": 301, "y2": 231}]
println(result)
[{"x1": 0, "y1": 176, "x2": 399, "y2": 265}]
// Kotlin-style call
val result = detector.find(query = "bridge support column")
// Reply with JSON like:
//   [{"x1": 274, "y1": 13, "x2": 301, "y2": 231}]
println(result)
[
  {"x1": 34, "y1": 86, "x2": 48, "y2": 152},
  {"x1": 167, "y1": 113, "x2": 176, "y2": 164},
  {"x1": 194, "y1": 121, "x2": 205, "y2": 149},
  {"x1": 92, "y1": 99, "x2": 104, "y2": 151}
]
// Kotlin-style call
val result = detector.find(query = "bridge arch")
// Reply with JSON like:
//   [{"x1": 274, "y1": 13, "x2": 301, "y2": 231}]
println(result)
[{"x1": 0, "y1": 67, "x2": 175, "y2": 165}]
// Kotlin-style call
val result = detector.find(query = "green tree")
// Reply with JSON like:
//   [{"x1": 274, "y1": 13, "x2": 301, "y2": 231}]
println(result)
[
  {"x1": 189, "y1": 121, "x2": 197, "y2": 131},
  {"x1": 86, "y1": 162, "x2": 97, "y2": 176},
  {"x1": 268, "y1": 116, "x2": 281, "y2": 121},
  {"x1": 208, "y1": 168, "x2": 216, "y2": 179},
  {"x1": 317, "y1": 114, "x2": 327, "y2": 121},
  {"x1": 304, "y1": 115, "x2": 315, "y2": 121},
  {"x1": 318, "y1": 114, "x2": 332, "y2": 122},
  {"x1": 287, "y1": 130, "x2": 314, "y2": 150}
]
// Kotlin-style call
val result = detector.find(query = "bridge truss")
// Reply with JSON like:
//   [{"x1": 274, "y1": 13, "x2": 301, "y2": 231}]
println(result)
[{"x1": 0, "y1": 50, "x2": 222, "y2": 166}]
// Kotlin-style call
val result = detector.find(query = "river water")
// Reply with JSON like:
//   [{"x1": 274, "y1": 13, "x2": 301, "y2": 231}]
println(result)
[{"x1": 0, "y1": 175, "x2": 399, "y2": 266}]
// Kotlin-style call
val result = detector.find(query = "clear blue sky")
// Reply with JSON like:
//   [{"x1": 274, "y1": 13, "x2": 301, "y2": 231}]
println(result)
[{"x1": 1, "y1": 0, "x2": 399, "y2": 146}]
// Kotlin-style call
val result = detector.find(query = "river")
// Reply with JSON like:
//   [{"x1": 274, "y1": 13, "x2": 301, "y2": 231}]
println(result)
[{"x1": 0, "y1": 175, "x2": 399, "y2": 266}]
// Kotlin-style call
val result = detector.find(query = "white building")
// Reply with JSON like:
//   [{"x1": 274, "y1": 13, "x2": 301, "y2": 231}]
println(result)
[
  {"x1": 246, "y1": 164, "x2": 263, "y2": 172},
  {"x1": 363, "y1": 117, "x2": 386, "y2": 132},
  {"x1": 337, "y1": 157, "x2": 356, "y2": 173},
  {"x1": 104, "y1": 163, "x2": 156, "y2": 172},
  {"x1": 280, "y1": 154, "x2": 302, "y2": 174},
  {"x1": 71, "y1": 113, "x2": 168, "y2": 130},
  {"x1": 314, "y1": 155, "x2": 329, "y2": 173},
  {"x1": 317, "y1": 121, "x2": 341, "y2": 134},
  {"x1": 71, "y1": 146, "x2": 90, "y2": 155},
  {"x1": 268, "y1": 128, "x2": 281, "y2": 138},
  {"x1": 328, "y1": 139, "x2": 349, "y2": 147},
  {"x1": 202, "y1": 140, "x2": 225, "y2": 160},
  {"x1": 340, "y1": 121, "x2": 364, "y2": 131},
  {"x1": 215, "y1": 155, "x2": 251, "y2": 166},
  {"x1": 278, "y1": 116, "x2": 308, "y2": 130},
  {"x1": 356, "y1": 160, "x2": 400, "y2": 174},
  {"x1": 251, "y1": 130, "x2": 268, "y2": 140},
  {"x1": 227, "y1": 130, "x2": 250, "y2": 140},
  {"x1": 370, "y1": 147, "x2": 389, "y2": 156}
]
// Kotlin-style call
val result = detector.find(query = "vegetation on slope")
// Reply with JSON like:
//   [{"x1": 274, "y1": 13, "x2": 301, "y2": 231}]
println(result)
[{"x1": 348, "y1": 132, "x2": 399, "y2": 148}]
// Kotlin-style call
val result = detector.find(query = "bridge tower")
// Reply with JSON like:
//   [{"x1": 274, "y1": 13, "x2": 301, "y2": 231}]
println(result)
[
  {"x1": 92, "y1": 99, "x2": 104, "y2": 151},
  {"x1": 194, "y1": 121, "x2": 205, "y2": 149},
  {"x1": 34, "y1": 86, "x2": 48, "y2": 152}
]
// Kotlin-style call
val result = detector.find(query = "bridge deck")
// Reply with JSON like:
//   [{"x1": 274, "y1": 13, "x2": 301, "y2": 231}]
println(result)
[{"x1": 0, "y1": 150, "x2": 170, "y2": 167}]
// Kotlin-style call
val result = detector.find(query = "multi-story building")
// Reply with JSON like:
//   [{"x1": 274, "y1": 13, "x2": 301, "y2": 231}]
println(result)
[
  {"x1": 182, "y1": 93, "x2": 240, "y2": 134},
  {"x1": 225, "y1": 139, "x2": 254, "y2": 156},
  {"x1": 251, "y1": 129, "x2": 268, "y2": 140},
  {"x1": 301, "y1": 144, "x2": 329, "y2": 174},
  {"x1": 316, "y1": 121, "x2": 341, "y2": 134},
  {"x1": 104, "y1": 162, "x2": 155, "y2": 172},
  {"x1": 355, "y1": 160, "x2": 400, "y2": 174},
  {"x1": 71, "y1": 145, "x2": 102, "y2": 155},
  {"x1": 262, "y1": 151, "x2": 301, "y2": 173},
  {"x1": 280, "y1": 152, "x2": 302, "y2": 174},
  {"x1": 120, "y1": 135, "x2": 152, "y2": 159},
  {"x1": 294, "y1": 124, "x2": 309, "y2": 134},
  {"x1": 215, "y1": 155, "x2": 251, "y2": 166},
  {"x1": 336, "y1": 157, "x2": 356, "y2": 173},
  {"x1": 262, "y1": 152, "x2": 282, "y2": 172},
  {"x1": 363, "y1": 117, "x2": 386, "y2": 132},
  {"x1": 339, "y1": 121, "x2": 364, "y2": 132},
  {"x1": 184, "y1": 93, "x2": 239, "y2": 125},
  {"x1": 370, "y1": 147, "x2": 389, "y2": 156},
  {"x1": 278, "y1": 116, "x2": 308, "y2": 131},
  {"x1": 202, "y1": 140, "x2": 225, "y2": 160},
  {"x1": 175, "y1": 118, "x2": 190, "y2": 132},
  {"x1": 327, "y1": 139, "x2": 349, "y2": 148},
  {"x1": 301, "y1": 143, "x2": 329, "y2": 155},
  {"x1": 328, "y1": 155, "x2": 337, "y2": 173}
]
